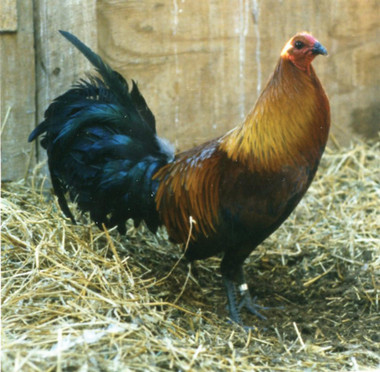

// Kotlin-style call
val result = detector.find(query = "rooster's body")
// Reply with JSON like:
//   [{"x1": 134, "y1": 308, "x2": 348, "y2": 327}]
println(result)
[{"x1": 29, "y1": 31, "x2": 329, "y2": 325}]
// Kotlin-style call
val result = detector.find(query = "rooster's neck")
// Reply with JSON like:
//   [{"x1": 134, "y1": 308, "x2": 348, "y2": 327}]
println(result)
[{"x1": 220, "y1": 58, "x2": 330, "y2": 173}]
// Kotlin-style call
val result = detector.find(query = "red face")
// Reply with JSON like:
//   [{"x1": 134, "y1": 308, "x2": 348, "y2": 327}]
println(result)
[{"x1": 281, "y1": 33, "x2": 328, "y2": 72}]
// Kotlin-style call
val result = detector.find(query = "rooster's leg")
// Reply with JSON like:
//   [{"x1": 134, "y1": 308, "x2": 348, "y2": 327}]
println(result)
[
  {"x1": 222, "y1": 275, "x2": 243, "y2": 325},
  {"x1": 234, "y1": 265, "x2": 267, "y2": 320},
  {"x1": 221, "y1": 254, "x2": 268, "y2": 324},
  {"x1": 221, "y1": 251, "x2": 247, "y2": 324}
]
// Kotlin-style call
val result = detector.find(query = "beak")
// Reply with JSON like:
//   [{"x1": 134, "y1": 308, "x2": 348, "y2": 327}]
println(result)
[{"x1": 312, "y1": 41, "x2": 328, "y2": 56}]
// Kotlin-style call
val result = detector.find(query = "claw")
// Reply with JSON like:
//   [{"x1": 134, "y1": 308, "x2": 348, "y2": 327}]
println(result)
[{"x1": 238, "y1": 292, "x2": 267, "y2": 320}]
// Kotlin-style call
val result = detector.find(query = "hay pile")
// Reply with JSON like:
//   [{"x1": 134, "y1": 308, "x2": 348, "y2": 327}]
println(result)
[{"x1": 2, "y1": 142, "x2": 379, "y2": 371}]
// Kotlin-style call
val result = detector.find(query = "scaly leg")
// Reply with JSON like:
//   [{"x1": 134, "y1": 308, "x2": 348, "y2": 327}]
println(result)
[
  {"x1": 221, "y1": 256, "x2": 269, "y2": 325},
  {"x1": 222, "y1": 275, "x2": 243, "y2": 325},
  {"x1": 233, "y1": 265, "x2": 268, "y2": 319}
]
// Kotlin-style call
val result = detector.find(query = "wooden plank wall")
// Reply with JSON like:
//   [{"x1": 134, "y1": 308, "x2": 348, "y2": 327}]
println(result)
[
  {"x1": 1, "y1": 0, "x2": 35, "y2": 181},
  {"x1": 1, "y1": 0, "x2": 97, "y2": 181},
  {"x1": 1, "y1": 0, "x2": 379, "y2": 180},
  {"x1": 33, "y1": 0, "x2": 97, "y2": 173},
  {"x1": 34, "y1": 0, "x2": 97, "y2": 126}
]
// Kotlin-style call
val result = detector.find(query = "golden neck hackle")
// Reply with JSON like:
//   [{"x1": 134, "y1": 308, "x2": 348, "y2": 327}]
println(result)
[{"x1": 220, "y1": 57, "x2": 330, "y2": 173}]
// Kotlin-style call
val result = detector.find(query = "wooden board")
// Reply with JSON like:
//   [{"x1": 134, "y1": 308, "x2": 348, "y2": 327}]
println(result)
[
  {"x1": 1, "y1": 0, "x2": 34, "y2": 181},
  {"x1": 1, "y1": 0, "x2": 97, "y2": 181},
  {"x1": 0, "y1": 0, "x2": 18, "y2": 32},
  {"x1": 34, "y1": 0, "x2": 98, "y2": 159}
]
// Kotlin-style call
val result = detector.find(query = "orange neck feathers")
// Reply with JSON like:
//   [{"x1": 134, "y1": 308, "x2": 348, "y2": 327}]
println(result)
[{"x1": 220, "y1": 57, "x2": 330, "y2": 173}]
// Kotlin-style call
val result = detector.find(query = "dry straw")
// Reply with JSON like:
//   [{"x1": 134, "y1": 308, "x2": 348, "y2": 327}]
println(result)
[{"x1": 2, "y1": 141, "x2": 379, "y2": 371}]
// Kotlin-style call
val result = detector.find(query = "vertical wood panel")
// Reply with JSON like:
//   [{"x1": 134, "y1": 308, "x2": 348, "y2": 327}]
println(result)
[
  {"x1": 0, "y1": 0, "x2": 18, "y2": 32},
  {"x1": 1, "y1": 0, "x2": 34, "y2": 181},
  {"x1": 33, "y1": 0, "x2": 97, "y2": 163}
]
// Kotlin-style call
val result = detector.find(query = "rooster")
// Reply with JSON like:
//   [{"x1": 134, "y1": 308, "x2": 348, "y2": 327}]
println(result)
[{"x1": 29, "y1": 30, "x2": 329, "y2": 325}]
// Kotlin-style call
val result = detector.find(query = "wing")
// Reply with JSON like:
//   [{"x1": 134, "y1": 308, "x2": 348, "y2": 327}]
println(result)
[{"x1": 154, "y1": 140, "x2": 225, "y2": 243}]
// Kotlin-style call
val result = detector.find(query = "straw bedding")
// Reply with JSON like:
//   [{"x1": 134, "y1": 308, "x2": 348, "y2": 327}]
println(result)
[{"x1": 1, "y1": 141, "x2": 379, "y2": 371}]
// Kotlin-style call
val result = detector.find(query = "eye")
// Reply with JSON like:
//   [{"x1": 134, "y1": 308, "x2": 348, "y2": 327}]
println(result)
[{"x1": 294, "y1": 41, "x2": 304, "y2": 49}]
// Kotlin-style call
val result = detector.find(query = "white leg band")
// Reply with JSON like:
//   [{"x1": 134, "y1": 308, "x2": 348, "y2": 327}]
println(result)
[{"x1": 239, "y1": 283, "x2": 248, "y2": 292}]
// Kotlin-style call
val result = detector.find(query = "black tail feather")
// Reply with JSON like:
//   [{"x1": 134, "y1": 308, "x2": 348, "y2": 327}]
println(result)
[
  {"x1": 29, "y1": 31, "x2": 174, "y2": 234},
  {"x1": 58, "y1": 30, "x2": 156, "y2": 132},
  {"x1": 50, "y1": 169, "x2": 76, "y2": 224}
]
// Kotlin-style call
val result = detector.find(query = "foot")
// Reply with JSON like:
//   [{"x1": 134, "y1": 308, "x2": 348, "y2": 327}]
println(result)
[
  {"x1": 223, "y1": 278, "x2": 267, "y2": 328},
  {"x1": 238, "y1": 289, "x2": 268, "y2": 320}
]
